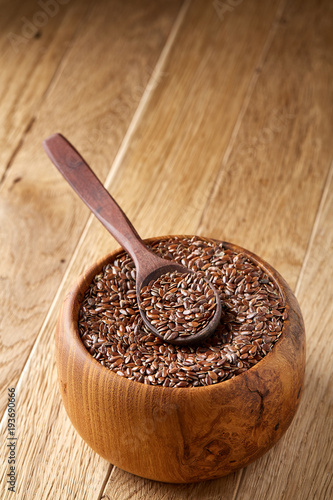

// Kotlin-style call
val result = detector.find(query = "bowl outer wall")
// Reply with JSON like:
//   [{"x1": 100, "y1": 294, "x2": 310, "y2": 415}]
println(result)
[{"x1": 55, "y1": 236, "x2": 306, "y2": 483}]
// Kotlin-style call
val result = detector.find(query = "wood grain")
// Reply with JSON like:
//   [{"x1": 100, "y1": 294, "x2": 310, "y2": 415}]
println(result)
[
  {"x1": 55, "y1": 240, "x2": 305, "y2": 483},
  {"x1": 232, "y1": 162, "x2": 333, "y2": 500},
  {"x1": 104, "y1": 467, "x2": 241, "y2": 500},
  {"x1": 0, "y1": 0, "x2": 183, "y2": 416},
  {"x1": 0, "y1": 0, "x2": 284, "y2": 496},
  {"x1": 0, "y1": 0, "x2": 93, "y2": 181},
  {"x1": 1, "y1": 331, "x2": 112, "y2": 499},
  {"x1": 42, "y1": 133, "x2": 223, "y2": 345},
  {"x1": 0, "y1": 0, "x2": 332, "y2": 498},
  {"x1": 198, "y1": 0, "x2": 333, "y2": 290},
  {"x1": 98, "y1": 0, "x2": 282, "y2": 243}
]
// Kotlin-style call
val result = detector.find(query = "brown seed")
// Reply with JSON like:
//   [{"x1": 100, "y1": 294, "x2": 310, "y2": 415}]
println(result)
[
  {"x1": 208, "y1": 371, "x2": 218, "y2": 380},
  {"x1": 78, "y1": 236, "x2": 287, "y2": 388},
  {"x1": 139, "y1": 270, "x2": 217, "y2": 341}
]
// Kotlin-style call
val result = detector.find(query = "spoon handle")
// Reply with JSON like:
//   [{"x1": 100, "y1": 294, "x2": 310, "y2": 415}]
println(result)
[{"x1": 42, "y1": 133, "x2": 151, "y2": 269}]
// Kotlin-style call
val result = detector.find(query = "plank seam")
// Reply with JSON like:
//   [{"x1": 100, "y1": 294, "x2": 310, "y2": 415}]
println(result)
[
  {"x1": 0, "y1": 116, "x2": 36, "y2": 186},
  {"x1": 196, "y1": 0, "x2": 288, "y2": 237},
  {"x1": 232, "y1": 469, "x2": 245, "y2": 500},
  {"x1": 97, "y1": 464, "x2": 114, "y2": 500},
  {"x1": 0, "y1": 1, "x2": 95, "y2": 189},
  {"x1": 35, "y1": 0, "x2": 95, "y2": 106},
  {"x1": 0, "y1": 0, "x2": 191, "y2": 428},
  {"x1": 294, "y1": 158, "x2": 333, "y2": 297},
  {"x1": 216, "y1": 1, "x2": 289, "y2": 498}
]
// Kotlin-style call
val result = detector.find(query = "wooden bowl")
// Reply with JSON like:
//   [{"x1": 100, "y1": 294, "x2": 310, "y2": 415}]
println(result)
[{"x1": 56, "y1": 237, "x2": 306, "y2": 483}]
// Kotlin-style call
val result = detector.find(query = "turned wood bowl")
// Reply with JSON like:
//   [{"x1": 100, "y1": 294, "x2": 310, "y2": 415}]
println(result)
[{"x1": 56, "y1": 237, "x2": 306, "y2": 483}]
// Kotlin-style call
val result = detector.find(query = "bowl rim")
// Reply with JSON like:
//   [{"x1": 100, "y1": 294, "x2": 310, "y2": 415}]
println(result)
[{"x1": 60, "y1": 234, "x2": 293, "y2": 395}]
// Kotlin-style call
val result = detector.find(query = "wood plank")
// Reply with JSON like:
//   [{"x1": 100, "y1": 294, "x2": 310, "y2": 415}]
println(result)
[
  {"x1": 1, "y1": 0, "x2": 331, "y2": 498},
  {"x1": 101, "y1": 0, "x2": 283, "y2": 244},
  {"x1": 104, "y1": 467, "x2": 241, "y2": 500},
  {"x1": 0, "y1": 0, "x2": 184, "y2": 416},
  {"x1": 195, "y1": 0, "x2": 333, "y2": 497},
  {"x1": 1, "y1": 332, "x2": 112, "y2": 499},
  {"x1": 233, "y1": 162, "x2": 333, "y2": 500},
  {"x1": 198, "y1": 0, "x2": 333, "y2": 290},
  {"x1": 0, "y1": 0, "x2": 93, "y2": 180},
  {"x1": 100, "y1": 0, "x2": 332, "y2": 497},
  {"x1": 0, "y1": 0, "x2": 284, "y2": 498}
]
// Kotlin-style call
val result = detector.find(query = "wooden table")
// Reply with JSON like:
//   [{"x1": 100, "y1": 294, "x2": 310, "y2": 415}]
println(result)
[{"x1": 0, "y1": 0, "x2": 332, "y2": 498}]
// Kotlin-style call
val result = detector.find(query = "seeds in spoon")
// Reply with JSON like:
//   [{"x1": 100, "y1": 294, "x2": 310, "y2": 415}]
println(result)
[
  {"x1": 139, "y1": 271, "x2": 217, "y2": 341},
  {"x1": 78, "y1": 236, "x2": 288, "y2": 388}
]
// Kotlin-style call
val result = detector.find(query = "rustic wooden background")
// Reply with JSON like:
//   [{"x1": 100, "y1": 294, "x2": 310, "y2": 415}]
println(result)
[{"x1": 0, "y1": 0, "x2": 332, "y2": 498}]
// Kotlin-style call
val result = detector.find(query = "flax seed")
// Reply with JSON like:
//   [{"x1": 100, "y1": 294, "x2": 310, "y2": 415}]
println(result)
[{"x1": 78, "y1": 236, "x2": 287, "y2": 388}]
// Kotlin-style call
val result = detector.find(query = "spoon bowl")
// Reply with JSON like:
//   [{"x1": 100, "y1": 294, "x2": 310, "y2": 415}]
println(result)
[
  {"x1": 43, "y1": 133, "x2": 222, "y2": 345},
  {"x1": 138, "y1": 262, "x2": 222, "y2": 345}
]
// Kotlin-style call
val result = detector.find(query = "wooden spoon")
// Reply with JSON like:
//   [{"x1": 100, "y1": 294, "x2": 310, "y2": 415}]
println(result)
[{"x1": 42, "y1": 133, "x2": 222, "y2": 345}]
